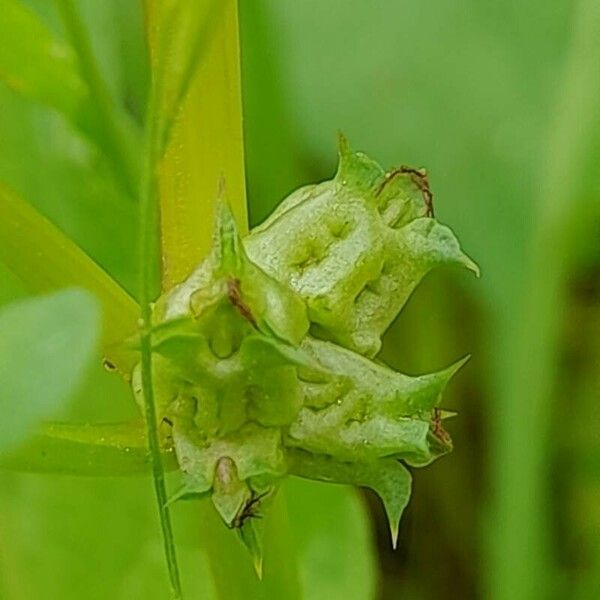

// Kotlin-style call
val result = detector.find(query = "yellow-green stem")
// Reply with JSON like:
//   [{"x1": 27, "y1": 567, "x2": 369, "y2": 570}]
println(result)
[{"x1": 154, "y1": 0, "x2": 248, "y2": 288}]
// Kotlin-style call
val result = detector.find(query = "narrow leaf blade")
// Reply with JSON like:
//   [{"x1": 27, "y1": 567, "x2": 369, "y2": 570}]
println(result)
[
  {"x1": 0, "y1": 420, "x2": 177, "y2": 475},
  {"x1": 0, "y1": 184, "x2": 139, "y2": 369},
  {"x1": 0, "y1": 0, "x2": 87, "y2": 119}
]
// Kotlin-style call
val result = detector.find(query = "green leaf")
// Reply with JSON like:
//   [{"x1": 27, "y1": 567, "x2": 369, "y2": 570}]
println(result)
[
  {"x1": 0, "y1": 288, "x2": 99, "y2": 452},
  {"x1": 0, "y1": 420, "x2": 177, "y2": 475},
  {"x1": 0, "y1": 0, "x2": 87, "y2": 119}
]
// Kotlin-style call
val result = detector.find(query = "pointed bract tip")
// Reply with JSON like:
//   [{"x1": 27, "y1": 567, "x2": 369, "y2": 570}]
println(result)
[
  {"x1": 439, "y1": 409, "x2": 458, "y2": 420},
  {"x1": 431, "y1": 354, "x2": 470, "y2": 396},
  {"x1": 390, "y1": 521, "x2": 400, "y2": 550},
  {"x1": 238, "y1": 521, "x2": 264, "y2": 579},
  {"x1": 164, "y1": 485, "x2": 193, "y2": 507},
  {"x1": 447, "y1": 354, "x2": 471, "y2": 377},
  {"x1": 213, "y1": 200, "x2": 242, "y2": 273},
  {"x1": 214, "y1": 198, "x2": 236, "y2": 230},
  {"x1": 217, "y1": 174, "x2": 226, "y2": 200},
  {"x1": 254, "y1": 555, "x2": 264, "y2": 580},
  {"x1": 463, "y1": 254, "x2": 481, "y2": 278},
  {"x1": 377, "y1": 463, "x2": 412, "y2": 551},
  {"x1": 334, "y1": 133, "x2": 385, "y2": 195},
  {"x1": 337, "y1": 131, "x2": 350, "y2": 156}
]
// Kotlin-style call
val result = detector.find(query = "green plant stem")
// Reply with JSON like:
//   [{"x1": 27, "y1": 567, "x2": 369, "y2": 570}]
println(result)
[
  {"x1": 147, "y1": 0, "x2": 248, "y2": 287},
  {"x1": 138, "y1": 72, "x2": 182, "y2": 600},
  {"x1": 55, "y1": 0, "x2": 139, "y2": 199}
]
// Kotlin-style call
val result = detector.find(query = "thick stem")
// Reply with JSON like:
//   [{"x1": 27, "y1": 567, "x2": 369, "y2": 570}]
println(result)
[{"x1": 151, "y1": 0, "x2": 248, "y2": 288}]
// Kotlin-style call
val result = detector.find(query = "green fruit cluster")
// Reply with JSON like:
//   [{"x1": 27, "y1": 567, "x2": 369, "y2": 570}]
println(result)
[{"x1": 142, "y1": 138, "x2": 478, "y2": 567}]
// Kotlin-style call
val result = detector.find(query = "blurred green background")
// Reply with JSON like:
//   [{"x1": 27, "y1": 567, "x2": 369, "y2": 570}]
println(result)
[{"x1": 1, "y1": 1, "x2": 599, "y2": 599}]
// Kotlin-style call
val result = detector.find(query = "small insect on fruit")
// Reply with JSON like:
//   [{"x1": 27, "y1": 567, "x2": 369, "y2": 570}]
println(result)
[{"x1": 231, "y1": 490, "x2": 270, "y2": 529}]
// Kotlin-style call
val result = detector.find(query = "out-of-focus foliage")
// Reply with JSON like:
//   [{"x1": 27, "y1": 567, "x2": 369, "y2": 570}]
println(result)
[
  {"x1": 0, "y1": 2, "x2": 172, "y2": 598},
  {"x1": 0, "y1": 289, "x2": 99, "y2": 451},
  {"x1": 240, "y1": 1, "x2": 600, "y2": 599},
  {"x1": 285, "y1": 477, "x2": 376, "y2": 600},
  {"x1": 0, "y1": 1, "x2": 376, "y2": 598},
  {"x1": 0, "y1": 0, "x2": 598, "y2": 598},
  {"x1": 0, "y1": 0, "x2": 140, "y2": 292},
  {"x1": 0, "y1": 0, "x2": 86, "y2": 118},
  {"x1": 0, "y1": 185, "x2": 139, "y2": 353}
]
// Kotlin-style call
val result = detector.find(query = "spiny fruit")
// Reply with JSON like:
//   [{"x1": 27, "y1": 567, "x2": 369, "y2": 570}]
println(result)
[
  {"x1": 140, "y1": 137, "x2": 478, "y2": 573},
  {"x1": 244, "y1": 135, "x2": 478, "y2": 357}
]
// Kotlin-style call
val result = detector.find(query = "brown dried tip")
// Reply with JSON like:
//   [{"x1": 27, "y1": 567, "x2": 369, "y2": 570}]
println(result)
[
  {"x1": 227, "y1": 278, "x2": 257, "y2": 327},
  {"x1": 376, "y1": 165, "x2": 434, "y2": 217},
  {"x1": 431, "y1": 407, "x2": 452, "y2": 447}
]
